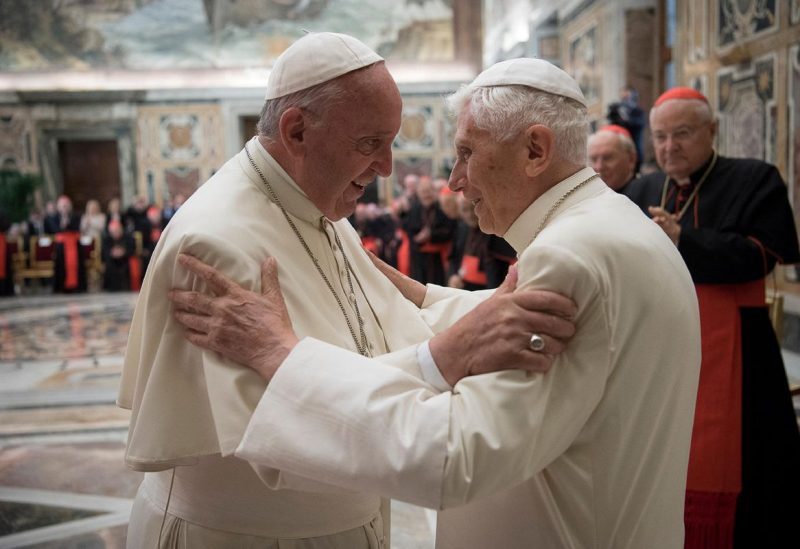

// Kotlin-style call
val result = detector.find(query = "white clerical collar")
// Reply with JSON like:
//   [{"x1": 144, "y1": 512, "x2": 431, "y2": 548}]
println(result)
[
  {"x1": 503, "y1": 166, "x2": 600, "y2": 254},
  {"x1": 242, "y1": 136, "x2": 325, "y2": 225}
]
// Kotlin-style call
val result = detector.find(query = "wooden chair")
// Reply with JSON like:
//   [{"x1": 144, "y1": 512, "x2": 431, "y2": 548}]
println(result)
[{"x1": 20, "y1": 235, "x2": 55, "y2": 282}]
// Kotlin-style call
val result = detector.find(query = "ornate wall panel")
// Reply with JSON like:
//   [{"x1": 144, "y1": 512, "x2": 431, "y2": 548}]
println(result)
[
  {"x1": 717, "y1": 0, "x2": 778, "y2": 51},
  {"x1": 394, "y1": 105, "x2": 436, "y2": 152},
  {"x1": 388, "y1": 95, "x2": 456, "y2": 201},
  {"x1": 685, "y1": 0, "x2": 709, "y2": 63},
  {"x1": 136, "y1": 104, "x2": 224, "y2": 204},
  {"x1": 567, "y1": 25, "x2": 600, "y2": 107},
  {"x1": 0, "y1": 107, "x2": 35, "y2": 172},
  {"x1": 792, "y1": 0, "x2": 800, "y2": 25},
  {"x1": 717, "y1": 54, "x2": 776, "y2": 163}
]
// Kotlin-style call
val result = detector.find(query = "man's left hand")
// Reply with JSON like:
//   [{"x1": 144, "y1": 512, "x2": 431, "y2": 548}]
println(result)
[{"x1": 169, "y1": 254, "x2": 298, "y2": 381}]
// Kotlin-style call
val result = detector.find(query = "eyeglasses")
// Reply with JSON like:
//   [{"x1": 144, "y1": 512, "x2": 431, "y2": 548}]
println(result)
[{"x1": 652, "y1": 125, "x2": 706, "y2": 145}]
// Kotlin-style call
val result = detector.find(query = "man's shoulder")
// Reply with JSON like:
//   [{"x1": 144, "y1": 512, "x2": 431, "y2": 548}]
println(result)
[{"x1": 716, "y1": 155, "x2": 779, "y2": 181}]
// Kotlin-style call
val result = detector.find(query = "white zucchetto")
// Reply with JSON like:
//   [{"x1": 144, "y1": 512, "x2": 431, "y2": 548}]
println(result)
[
  {"x1": 264, "y1": 32, "x2": 384, "y2": 100},
  {"x1": 470, "y1": 58, "x2": 587, "y2": 107}
]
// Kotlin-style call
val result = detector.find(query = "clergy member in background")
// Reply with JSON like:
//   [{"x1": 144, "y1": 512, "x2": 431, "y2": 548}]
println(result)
[
  {"x1": 51, "y1": 195, "x2": 86, "y2": 293},
  {"x1": 119, "y1": 33, "x2": 574, "y2": 548},
  {"x1": 624, "y1": 87, "x2": 800, "y2": 548},
  {"x1": 171, "y1": 58, "x2": 702, "y2": 548},
  {"x1": 101, "y1": 220, "x2": 134, "y2": 292},
  {"x1": 587, "y1": 124, "x2": 638, "y2": 193}
]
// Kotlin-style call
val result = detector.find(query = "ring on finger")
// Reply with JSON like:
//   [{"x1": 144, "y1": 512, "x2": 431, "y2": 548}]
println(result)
[{"x1": 529, "y1": 333, "x2": 546, "y2": 352}]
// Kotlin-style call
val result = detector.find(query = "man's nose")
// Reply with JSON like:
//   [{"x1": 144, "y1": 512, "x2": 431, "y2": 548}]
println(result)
[
  {"x1": 449, "y1": 162, "x2": 465, "y2": 191},
  {"x1": 372, "y1": 143, "x2": 393, "y2": 177}
]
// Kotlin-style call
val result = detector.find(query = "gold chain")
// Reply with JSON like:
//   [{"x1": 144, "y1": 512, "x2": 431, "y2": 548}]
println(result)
[
  {"x1": 531, "y1": 173, "x2": 600, "y2": 241},
  {"x1": 245, "y1": 145, "x2": 370, "y2": 357}
]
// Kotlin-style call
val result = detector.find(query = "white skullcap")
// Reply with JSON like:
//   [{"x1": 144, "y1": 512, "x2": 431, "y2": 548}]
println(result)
[
  {"x1": 264, "y1": 32, "x2": 383, "y2": 100},
  {"x1": 470, "y1": 58, "x2": 587, "y2": 107}
]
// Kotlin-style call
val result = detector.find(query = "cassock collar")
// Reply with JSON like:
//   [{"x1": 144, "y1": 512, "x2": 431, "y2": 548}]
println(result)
[
  {"x1": 504, "y1": 166, "x2": 600, "y2": 254},
  {"x1": 242, "y1": 136, "x2": 325, "y2": 226},
  {"x1": 685, "y1": 151, "x2": 716, "y2": 186}
]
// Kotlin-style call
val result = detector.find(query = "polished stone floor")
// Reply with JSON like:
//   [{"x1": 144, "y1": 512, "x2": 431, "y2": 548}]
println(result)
[{"x1": 0, "y1": 293, "x2": 436, "y2": 548}]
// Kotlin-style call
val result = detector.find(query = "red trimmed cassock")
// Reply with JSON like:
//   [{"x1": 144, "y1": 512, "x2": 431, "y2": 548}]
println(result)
[{"x1": 624, "y1": 153, "x2": 800, "y2": 548}]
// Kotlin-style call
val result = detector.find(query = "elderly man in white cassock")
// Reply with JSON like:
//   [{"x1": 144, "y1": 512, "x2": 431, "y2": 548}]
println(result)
[
  {"x1": 170, "y1": 58, "x2": 703, "y2": 548},
  {"x1": 119, "y1": 33, "x2": 578, "y2": 548}
]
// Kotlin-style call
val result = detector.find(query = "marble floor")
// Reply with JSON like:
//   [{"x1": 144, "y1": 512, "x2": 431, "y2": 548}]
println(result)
[{"x1": 0, "y1": 293, "x2": 436, "y2": 548}]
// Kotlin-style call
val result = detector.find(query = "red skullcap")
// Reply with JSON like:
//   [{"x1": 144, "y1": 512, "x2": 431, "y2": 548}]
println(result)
[
  {"x1": 654, "y1": 87, "x2": 708, "y2": 107},
  {"x1": 599, "y1": 124, "x2": 632, "y2": 139},
  {"x1": 108, "y1": 220, "x2": 122, "y2": 230},
  {"x1": 439, "y1": 186, "x2": 453, "y2": 196}
]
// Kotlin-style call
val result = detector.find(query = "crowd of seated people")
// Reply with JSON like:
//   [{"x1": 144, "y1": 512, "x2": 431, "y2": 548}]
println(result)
[
  {"x1": 1, "y1": 180, "x2": 511, "y2": 297},
  {"x1": 0, "y1": 193, "x2": 185, "y2": 296}
]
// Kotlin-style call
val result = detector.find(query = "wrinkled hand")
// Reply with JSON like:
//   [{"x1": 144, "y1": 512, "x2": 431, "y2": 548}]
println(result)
[
  {"x1": 366, "y1": 249, "x2": 427, "y2": 307},
  {"x1": 169, "y1": 254, "x2": 298, "y2": 382},
  {"x1": 430, "y1": 267, "x2": 577, "y2": 386},
  {"x1": 413, "y1": 226, "x2": 432, "y2": 244},
  {"x1": 648, "y1": 206, "x2": 681, "y2": 245}
]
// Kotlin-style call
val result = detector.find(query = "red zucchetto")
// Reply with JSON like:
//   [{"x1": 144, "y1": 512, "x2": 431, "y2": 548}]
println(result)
[
  {"x1": 653, "y1": 87, "x2": 709, "y2": 107},
  {"x1": 599, "y1": 124, "x2": 632, "y2": 138}
]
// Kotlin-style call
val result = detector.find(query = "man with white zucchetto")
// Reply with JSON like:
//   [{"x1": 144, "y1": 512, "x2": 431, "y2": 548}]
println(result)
[
  {"x1": 119, "y1": 32, "x2": 577, "y2": 547},
  {"x1": 169, "y1": 55, "x2": 702, "y2": 547}
]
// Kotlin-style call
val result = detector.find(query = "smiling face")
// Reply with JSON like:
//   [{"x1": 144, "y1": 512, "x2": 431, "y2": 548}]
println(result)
[
  {"x1": 295, "y1": 64, "x2": 402, "y2": 221},
  {"x1": 448, "y1": 105, "x2": 531, "y2": 235},
  {"x1": 650, "y1": 99, "x2": 715, "y2": 181}
]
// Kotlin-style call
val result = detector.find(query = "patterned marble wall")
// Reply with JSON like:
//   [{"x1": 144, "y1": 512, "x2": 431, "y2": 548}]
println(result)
[
  {"x1": 717, "y1": 54, "x2": 776, "y2": 163},
  {"x1": 562, "y1": 3, "x2": 605, "y2": 126},
  {"x1": 717, "y1": 0, "x2": 778, "y2": 51},
  {"x1": 0, "y1": 106, "x2": 36, "y2": 173},
  {"x1": 136, "y1": 105, "x2": 225, "y2": 203}
]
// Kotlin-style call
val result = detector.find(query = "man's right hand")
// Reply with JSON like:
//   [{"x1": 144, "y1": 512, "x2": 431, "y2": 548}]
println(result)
[{"x1": 430, "y1": 269, "x2": 577, "y2": 386}]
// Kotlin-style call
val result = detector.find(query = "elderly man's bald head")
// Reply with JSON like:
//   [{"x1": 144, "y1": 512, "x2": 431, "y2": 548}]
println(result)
[{"x1": 588, "y1": 128, "x2": 636, "y2": 191}]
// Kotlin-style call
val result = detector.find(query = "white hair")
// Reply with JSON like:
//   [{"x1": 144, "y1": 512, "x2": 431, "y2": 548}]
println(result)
[
  {"x1": 257, "y1": 62, "x2": 382, "y2": 142},
  {"x1": 446, "y1": 84, "x2": 589, "y2": 165},
  {"x1": 587, "y1": 129, "x2": 636, "y2": 155},
  {"x1": 649, "y1": 98, "x2": 714, "y2": 125}
]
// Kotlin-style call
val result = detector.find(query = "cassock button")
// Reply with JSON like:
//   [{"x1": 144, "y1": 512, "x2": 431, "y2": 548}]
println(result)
[
  {"x1": 340, "y1": 269, "x2": 347, "y2": 278},
  {"x1": 348, "y1": 292, "x2": 356, "y2": 304},
  {"x1": 331, "y1": 243, "x2": 338, "y2": 251}
]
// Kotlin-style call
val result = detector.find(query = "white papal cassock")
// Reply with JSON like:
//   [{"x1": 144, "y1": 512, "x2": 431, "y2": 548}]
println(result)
[
  {"x1": 235, "y1": 168, "x2": 702, "y2": 548},
  {"x1": 118, "y1": 137, "x2": 445, "y2": 547}
]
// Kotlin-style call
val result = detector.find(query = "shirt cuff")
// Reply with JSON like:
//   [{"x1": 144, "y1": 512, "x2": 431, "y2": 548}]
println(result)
[{"x1": 417, "y1": 340, "x2": 452, "y2": 392}]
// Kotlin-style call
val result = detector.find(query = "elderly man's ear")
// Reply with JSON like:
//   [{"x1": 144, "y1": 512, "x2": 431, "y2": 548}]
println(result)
[
  {"x1": 524, "y1": 124, "x2": 554, "y2": 178},
  {"x1": 279, "y1": 107, "x2": 309, "y2": 155}
]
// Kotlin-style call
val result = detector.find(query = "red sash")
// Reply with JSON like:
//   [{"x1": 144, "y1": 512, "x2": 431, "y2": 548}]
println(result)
[
  {"x1": 361, "y1": 236, "x2": 379, "y2": 255},
  {"x1": 129, "y1": 256, "x2": 142, "y2": 291},
  {"x1": 397, "y1": 230, "x2": 410, "y2": 276},
  {"x1": 460, "y1": 254, "x2": 487, "y2": 286},
  {"x1": 419, "y1": 241, "x2": 451, "y2": 271},
  {"x1": 55, "y1": 232, "x2": 80, "y2": 289},
  {"x1": 0, "y1": 233, "x2": 6, "y2": 279},
  {"x1": 685, "y1": 278, "x2": 766, "y2": 548}
]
